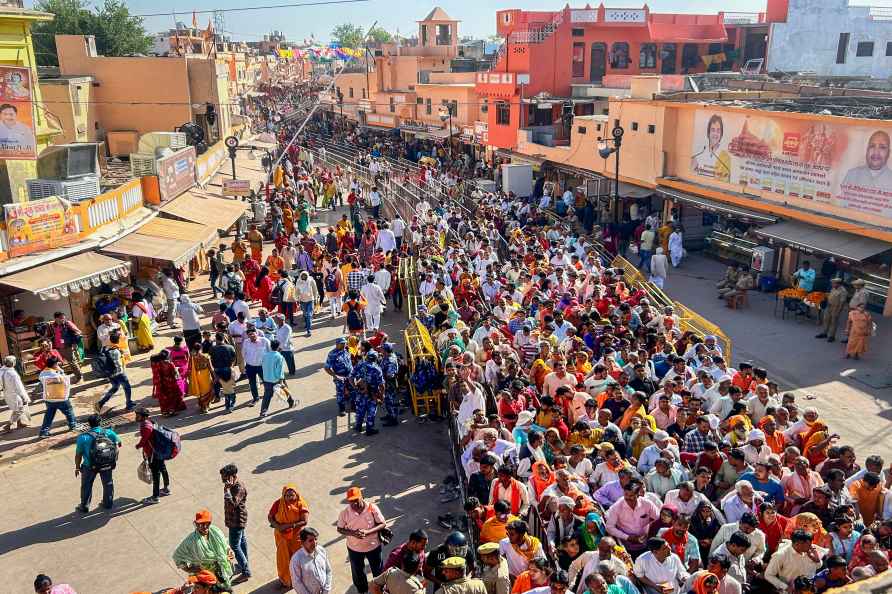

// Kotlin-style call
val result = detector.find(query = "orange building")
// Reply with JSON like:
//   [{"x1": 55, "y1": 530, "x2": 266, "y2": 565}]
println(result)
[{"x1": 513, "y1": 76, "x2": 892, "y2": 314}]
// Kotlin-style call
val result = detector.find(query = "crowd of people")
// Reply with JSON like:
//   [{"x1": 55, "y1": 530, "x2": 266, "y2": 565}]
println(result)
[{"x1": 25, "y1": 86, "x2": 891, "y2": 594}]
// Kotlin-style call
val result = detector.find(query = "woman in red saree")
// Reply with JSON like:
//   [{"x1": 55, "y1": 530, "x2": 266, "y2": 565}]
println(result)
[
  {"x1": 241, "y1": 257, "x2": 260, "y2": 301},
  {"x1": 254, "y1": 266, "x2": 275, "y2": 311},
  {"x1": 151, "y1": 350, "x2": 186, "y2": 416}
]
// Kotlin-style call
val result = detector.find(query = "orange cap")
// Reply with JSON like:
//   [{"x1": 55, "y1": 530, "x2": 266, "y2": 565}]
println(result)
[
  {"x1": 194, "y1": 509, "x2": 212, "y2": 523},
  {"x1": 346, "y1": 486, "x2": 363, "y2": 501},
  {"x1": 187, "y1": 570, "x2": 218, "y2": 585}
]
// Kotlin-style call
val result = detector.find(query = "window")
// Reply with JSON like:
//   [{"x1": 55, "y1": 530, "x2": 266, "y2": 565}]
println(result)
[
  {"x1": 614, "y1": 118, "x2": 620, "y2": 129},
  {"x1": 577, "y1": 126, "x2": 587, "y2": 134},
  {"x1": 837, "y1": 32, "x2": 850, "y2": 64},
  {"x1": 887, "y1": 42, "x2": 892, "y2": 56},
  {"x1": 639, "y1": 43, "x2": 657, "y2": 69},
  {"x1": 596, "y1": 123, "x2": 602, "y2": 131},
  {"x1": 681, "y1": 44, "x2": 700, "y2": 70},
  {"x1": 660, "y1": 44, "x2": 677, "y2": 74},
  {"x1": 389, "y1": 97, "x2": 395, "y2": 113},
  {"x1": 648, "y1": 124, "x2": 656, "y2": 134},
  {"x1": 611, "y1": 42, "x2": 630, "y2": 69},
  {"x1": 416, "y1": 97, "x2": 423, "y2": 104},
  {"x1": 442, "y1": 99, "x2": 457, "y2": 116},
  {"x1": 421, "y1": 24, "x2": 428, "y2": 46},
  {"x1": 572, "y1": 28, "x2": 585, "y2": 37},
  {"x1": 436, "y1": 24, "x2": 451, "y2": 46},
  {"x1": 425, "y1": 98, "x2": 432, "y2": 115},
  {"x1": 362, "y1": 88, "x2": 366, "y2": 99},
  {"x1": 481, "y1": 98, "x2": 488, "y2": 113},
  {"x1": 631, "y1": 122, "x2": 639, "y2": 131},
  {"x1": 496, "y1": 101, "x2": 510, "y2": 125},
  {"x1": 572, "y1": 42, "x2": 585, "y2": 77},
  {"x1": 348, "y1": 87, "x2": 354, "y2": 98},
  {"x1": 857, "y1": 41, "x2": 874, "y2": 57}
]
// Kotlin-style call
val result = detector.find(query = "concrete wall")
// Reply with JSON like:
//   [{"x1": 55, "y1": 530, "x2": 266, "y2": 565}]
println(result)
[
  {"x1": 767, "y1": 0, "x2": 892, "y2": 77},
  {"x1": 414, "y1": 83, "x2": 479, "y2": 128},
  {"x1": 56, "y1": 35, "x2": 192, "y2": 137},
  {"x1": 41, "y1": 78, "x2": 96, "y2": 144}
]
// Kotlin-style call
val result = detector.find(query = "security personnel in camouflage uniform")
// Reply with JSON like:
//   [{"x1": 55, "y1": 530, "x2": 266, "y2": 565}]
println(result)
[
  {"x1": 381, "y1": 342, "x2": 400, "y2": 427},
  {"x1": 435, "y1": 557, "x2": 487, "y2": 594},
  {"x1": 351, "y1": 350, "x2": 384, "y2": 436},
  {"x1": 324, "y1": 337, "x2": 353, "y2": 416}
]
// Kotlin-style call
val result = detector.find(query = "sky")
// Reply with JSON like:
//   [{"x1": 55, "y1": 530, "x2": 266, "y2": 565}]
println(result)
[{"x1": 32, "y1": 0, "x2": 892, "y2": 43}]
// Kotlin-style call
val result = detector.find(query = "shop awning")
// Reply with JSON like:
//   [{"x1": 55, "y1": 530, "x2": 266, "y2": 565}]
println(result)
[
  {"x1": 102, "y1": 218, "x2": 217, "y2": 267},
  {"x1": 160, "y1": 192, "x2": 247, "y2": 232},
  {"x1": 753, "y1": 221, "x2": 892, "y2": 262},
  {"x1": 619, "y1": 182, "x2": 654, "y2": 199},
  {"x1": 658, "y1": 187, "x2": 779, "y2": 224},
  {"x1": 0, "y1": 252, "x2": 130, "y2": 299},
  {"x1": 411, "y1": 128, "x2": 455, "y2": 140}
]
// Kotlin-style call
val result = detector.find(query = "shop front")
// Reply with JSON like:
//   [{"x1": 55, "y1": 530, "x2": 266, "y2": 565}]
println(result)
[
  {"x1": 0, "y1": 252, "x2": 131, "y2": 381},
  {"x1": 159, "y1": 191, "x2": 248, "y2": 236}
]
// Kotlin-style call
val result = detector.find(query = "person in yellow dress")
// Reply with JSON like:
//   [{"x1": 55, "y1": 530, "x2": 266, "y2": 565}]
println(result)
[
  {"x1": 230, "y1": 237, "x2": 247, "y2": 265},
  {"x1": 187, "y1": 342, "x2": 215, "y2": 412}
]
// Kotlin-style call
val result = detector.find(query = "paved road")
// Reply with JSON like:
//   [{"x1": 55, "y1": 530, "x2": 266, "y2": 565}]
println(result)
[
  {"x1": 664, "y1": 253, "x2": 892, "y2": 461},
  {"x1": 0, "y1": 205, "x2": 460, "y2": 593}
]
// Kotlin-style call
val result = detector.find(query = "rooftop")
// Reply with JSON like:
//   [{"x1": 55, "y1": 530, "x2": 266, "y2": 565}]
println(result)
[{"x1": 421, "y1": 6, "x2": 456, "y2": 22}]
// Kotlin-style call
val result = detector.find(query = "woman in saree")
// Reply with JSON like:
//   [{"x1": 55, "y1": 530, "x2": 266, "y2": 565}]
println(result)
[
  {"x1": 618, "y1": 391, "x2": 656, "y2": 432},
  {"x1": 267, "y1": 484, "x2": 310, "y2": 588},
  {"x1": 187, "y1": 342, "x2": 215, "y2": 413},
  {"x1": 172, "y1": 509, "x2": 234, "y2": 588},
  {"x1": 241, "y1": 257, "x2": 260, "y2": 302},
  {"x1": 529, "y1": 461, "x2": 555, "y2": 504},
  {"x1": 296, "y1": 199, "x2": 311, "y2": 234},
  {"x1": 758, "y1": 502, "x2": 790, "y2": 557},
  {"x1": 784, "y1": 512, "x2": 831, "y2": 548},
  {"x1": 130, "y1": 291, "x2": 155, "y2": 351},
  {"x1": 254, "y1": 266, "x2": 275, "y2": 312},
  {"x1": 152, "y1": 349, "x2": 187, "y2": 416},
  {"x1": 282, "y1": 204, "x2": 294, "y2": 236},
  {"x1": 689, "y1": 501, "x2": 721, "y2": 562},
  {"x1": 168, "y1": 336, "x2": 190, "y2": 396}
]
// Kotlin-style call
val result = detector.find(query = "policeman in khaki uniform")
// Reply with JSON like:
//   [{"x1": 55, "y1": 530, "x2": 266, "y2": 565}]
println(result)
[
  {"x1": 816, "y1": 277, "x2": 849, "y2": 343},
  {"x1": 370, "y1": 552, "x2": 425, "y2": 594},
  {"x1": 477, "y1": 542, "x2": 510, "y2": 594},
  {"x1": 436, "y1": 557, "x2": 488, "y2": 594}
]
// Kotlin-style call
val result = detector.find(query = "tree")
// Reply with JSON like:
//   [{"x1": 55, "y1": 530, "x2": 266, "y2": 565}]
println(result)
[
  {"x1": 32, "y1": 0, "x2": 151, "y2": 66},
  {"x1": 367, "y1": 26, "x2": 392, "y2": 44},
  {"x1": 330, "y1": 23, "x2": 364, "y2": 49}
]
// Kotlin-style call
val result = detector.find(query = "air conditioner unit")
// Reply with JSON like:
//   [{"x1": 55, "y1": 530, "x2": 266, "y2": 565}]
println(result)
[
  {"x1": 137, "y1": 132, "x2": 188, "y2": 157},
  {"x1": 129, "y1": 153, "x2": 158, "y2": 176},
  {"x1": 27, "y1": 176, "x2": 101, "y2": 202}
]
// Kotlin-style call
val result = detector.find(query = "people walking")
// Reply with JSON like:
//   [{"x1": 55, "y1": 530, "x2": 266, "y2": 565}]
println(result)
[
  {"x1": 1, "y1": 355, "x2": 30, "y2": 432},
  {"x1": 274, "y1": 314, "x2": 296, "y2": 375},
  {"x1": 361, "y1": 274, "x2": 387, "y2": 333},
  {"x1": 260, "y1": 339, "x2": 293, "y2": 417},
  {"x1": 242, "y1": 327, "x2": 270, "y2": 406},
  {"x1": 294, "y1": 270, "x2": 319, "y2": 337},
  {"x1": 160, "y1": 270, "x2": 181, "y2": 328},
  {"x1": 135, "y1": 407, "x2": 172, "y2": 504},
  {"x1": 209, "y1": 332, "x2": 238, "y2": 412},
  {"x1": 95, "y1": 329, "x2": 133, "y2": 412},
  {"x1": 351, "y1": 350, "x2": 385, "y2": 436},
  {"x1": 649, "y1": 247, "x2": 669, "y2": 289},
  {"x1": 38, "y1": 355, "x2": 76, "y2": 439},
  {"x1": 219, "y1": 464, "x2": 251, "y2": 583},
  {"x1": 337, "y1": 486, "x2": 388, "y2": 594},
  {"x1": 74, "y1": 413, "x2": 121, "y2": 512},
  {"x1": 325, "y1": 337, "x2": 354, "y2": 416},
  {"x1": 845, "y1": 303, "x2": 873, "y2": 360}
]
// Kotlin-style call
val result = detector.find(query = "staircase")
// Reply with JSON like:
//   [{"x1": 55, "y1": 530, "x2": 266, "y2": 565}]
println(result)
[{"x1": 507, "y1": 11, "x2": 563, "y2": 45}]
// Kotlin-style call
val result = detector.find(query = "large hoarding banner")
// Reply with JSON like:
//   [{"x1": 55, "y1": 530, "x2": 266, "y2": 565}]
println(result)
[
  {"x1": 158, "y1": 146, "x2": 197, "y2": 202},
  {"x1": 4, "y1": 197, "x2": 79, "y2": 257},
  {"x1": 0, "y1": 66, "x2": 36, "y2": 160},
  {"x1": 689, "y1": 109, "x2": 892, "y2": 222}
]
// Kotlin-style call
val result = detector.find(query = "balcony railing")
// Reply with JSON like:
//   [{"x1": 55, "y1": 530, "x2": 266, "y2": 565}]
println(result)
[{"x1": 71, "y1": 179, "x2": 144, "y2": 238}]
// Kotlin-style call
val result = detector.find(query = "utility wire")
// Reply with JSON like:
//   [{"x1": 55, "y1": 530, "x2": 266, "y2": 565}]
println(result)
[{"x1": 135, "y1": 0, "x2": 368, "y2": 18}]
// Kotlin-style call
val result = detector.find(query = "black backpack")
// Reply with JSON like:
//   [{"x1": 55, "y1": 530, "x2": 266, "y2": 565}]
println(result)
[
  {"x1": 89, "y1": 430, "x2": 118, "y2": 471},
  {"x1": 347, "y1": 306, "x2": 363, "y2": 331},
  {"x1": 325, "y1": 270, "x2": 339, "y2": 293},
  {"x1": 91, "y1": 347, "x2": 116, "y2": 378},
  {"x1": 270, "y1": 280, "x2": 285, "y2": 305}
]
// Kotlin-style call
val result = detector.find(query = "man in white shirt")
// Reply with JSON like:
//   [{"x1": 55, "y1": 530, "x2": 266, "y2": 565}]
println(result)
[
  {"x1": 390, "y1": 215, "x2": 405, "y2": 249},
  {"x1": 241, "y1": 327, "x2": 270, "y2": 405},
  {"x1": 360, "y1": 275, "x2": 387, "y2": 333},
  {"x1": 293, "y1": 271, "x2": 319, "y2": 337},
  {"x1": 368, "y1": 186, "x2": 382, "y2": 218},
  {"x1": 373, "y1": 266, "x2": 392, "y2": 296},
  {"x1": 160, "y1": 270, "x2": 180, "y2": 328},
  {"x1": 274, "y1": 314, "x2": 294, "y2": 376},
  {"x1": 375, "y1": 223, "x2": 397, "y2": 253},
  {"x1": 633, "y1": 537, "x2": 689, "y2": 594},
  {"x1": 763, "y1": 531, "x2": 827, "y2": 592}
]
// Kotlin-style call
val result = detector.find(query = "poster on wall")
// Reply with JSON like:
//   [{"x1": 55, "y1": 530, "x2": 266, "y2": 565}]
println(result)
[
  {"x1": 4, "y1": 197, "x2": 79, "y2": 257},
  {"x1": 157, "y1": 146, "x2": 197, "y2": 202},
  {"x1": 0, "y1": 66, "x2": 36, "y2": 160},
  {"x1": 689, "y1": 109, "x2": 892, "y2": 223}
]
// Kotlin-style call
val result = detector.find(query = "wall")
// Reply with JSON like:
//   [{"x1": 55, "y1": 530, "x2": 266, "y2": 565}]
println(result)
[
  {"x1": 414, "y1": 83, "x2": 479, "y2": 127},
  {"x1": 335, "y1": 71, "x2": 374, "y2": 102},
  {"x1": 56, "y1": 35, "x2": 193, "y2": 137},
  {"x1": 767, "y1": 0, "x2": 892, "y2": 77},
  {"x1": 376, "y1": 56, "x2": 419, "y2": 92},
  {"x1": 39, "y1": 80, "x2": 95, "y2": 144}
]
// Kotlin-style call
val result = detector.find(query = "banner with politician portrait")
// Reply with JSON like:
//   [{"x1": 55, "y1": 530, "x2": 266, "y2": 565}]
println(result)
[
  {"x1": 0, "y1": 66, "x2": 36, "y2": 160},
  {"x1": 688, "y1": 109, "x2": 892, "y2": 223}
]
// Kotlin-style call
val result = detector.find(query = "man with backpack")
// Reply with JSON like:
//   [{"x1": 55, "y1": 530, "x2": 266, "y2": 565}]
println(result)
[
  {"x1": 94, "y1": 329, "x2": 133, "y2": 412},
  {"x1": 74, "y1": 413, "x2": 121, "y2": 512},
  {"x1": 135, "y1": 407, "x2": 178, "y2": 504},
  {"x1": 222, "y1": 265, "x2": 244, "y2": 297}
]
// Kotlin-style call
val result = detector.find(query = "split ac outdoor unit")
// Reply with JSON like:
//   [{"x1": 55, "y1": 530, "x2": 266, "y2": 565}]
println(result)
[
  {"x1": 27, "y1": 176, "x2": 101, "y2": 203},
  {"x1": 129, "y1": 153, "x2": 158, "y2": 176},
  {"x1": 137, "y1": 132, "x2": 188, "y2": 158}
]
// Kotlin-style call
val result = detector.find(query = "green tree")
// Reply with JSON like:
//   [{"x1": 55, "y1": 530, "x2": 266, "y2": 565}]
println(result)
[
  {"x1": 32, "y1": 0, "x2": 151, "y2": 66},
  {"x1": 367, "y1": 26, "x2": 392, "y2": 44},
  {"x1": 330, "y1": 23, "x2": 364, "y2": 49}
]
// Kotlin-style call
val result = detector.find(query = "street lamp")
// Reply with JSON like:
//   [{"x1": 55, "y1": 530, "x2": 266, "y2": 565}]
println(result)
[
  {"x1": 439, "y1": 105, "x2": 454, "y2": 162},
  {"x1": 598, "y1": 123, "x2": 624, "y2": 224}
]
